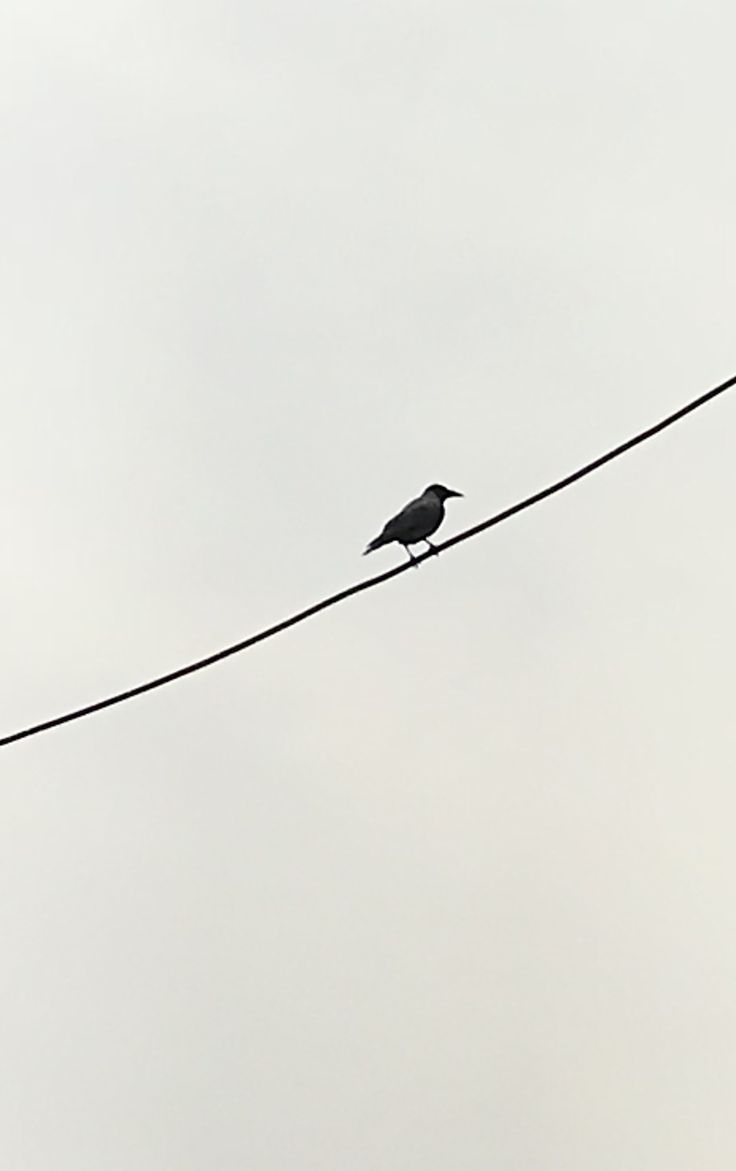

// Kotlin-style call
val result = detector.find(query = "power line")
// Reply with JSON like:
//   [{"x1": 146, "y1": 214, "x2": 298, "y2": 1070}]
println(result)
[{"x1": 3, "y1": 371, "x2": 735, "y2": 749}]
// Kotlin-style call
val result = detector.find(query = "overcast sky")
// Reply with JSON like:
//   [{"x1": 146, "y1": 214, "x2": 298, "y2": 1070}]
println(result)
[{"x1": 2, "y1": 2, "x2": 736, "y2": 1168}]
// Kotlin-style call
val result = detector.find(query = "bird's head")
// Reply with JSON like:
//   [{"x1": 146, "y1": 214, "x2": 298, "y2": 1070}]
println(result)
[{"x1": 425, "y1": 483, "x2": 463, "y2": 501}]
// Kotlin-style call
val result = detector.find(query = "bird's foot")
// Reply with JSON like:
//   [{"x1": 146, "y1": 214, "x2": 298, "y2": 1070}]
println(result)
[{"x1": 424, "y1": 540, "x2": 439, "y2": 556}]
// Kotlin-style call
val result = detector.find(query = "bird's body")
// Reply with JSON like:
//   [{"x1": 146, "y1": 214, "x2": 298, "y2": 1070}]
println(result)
[{"x1": 363, "y1": 483, "x2": 463, "y2": 564}]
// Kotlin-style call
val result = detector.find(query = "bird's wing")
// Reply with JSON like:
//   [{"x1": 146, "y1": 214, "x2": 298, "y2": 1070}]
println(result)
[{"x1": 381, "y1": 495, "x2": 438, "y2": 544}]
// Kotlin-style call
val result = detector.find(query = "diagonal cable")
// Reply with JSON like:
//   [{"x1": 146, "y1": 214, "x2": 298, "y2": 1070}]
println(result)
[{"x1": 2, "y1": 371, "x2": 735, "y2": 749}]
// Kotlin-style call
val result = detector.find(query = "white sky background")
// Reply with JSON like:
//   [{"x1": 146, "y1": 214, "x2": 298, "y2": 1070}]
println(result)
[{"x1": 2, "y1": 1, "x2": 736, "y2": 1166}]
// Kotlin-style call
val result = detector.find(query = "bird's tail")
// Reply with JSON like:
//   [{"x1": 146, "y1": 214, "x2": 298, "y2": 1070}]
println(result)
[{"x1": 363, "y1": 534, "x2": 386, "y2": 555}]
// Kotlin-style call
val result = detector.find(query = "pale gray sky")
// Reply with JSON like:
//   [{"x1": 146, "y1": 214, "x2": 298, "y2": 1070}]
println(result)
[{"x1": 2, "y1": 2, "x2": 736, "y2": 1167}]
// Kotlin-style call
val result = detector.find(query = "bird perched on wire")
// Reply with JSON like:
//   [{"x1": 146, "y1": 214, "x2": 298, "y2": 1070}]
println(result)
[{"x1": 363, "y1": 483, "x2": 463, "y2": 565}]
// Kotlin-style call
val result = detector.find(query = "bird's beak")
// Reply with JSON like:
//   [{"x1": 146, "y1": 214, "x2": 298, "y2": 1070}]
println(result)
[{"x1": 447, "y1": 489, "x2": 463, "y2": 498}]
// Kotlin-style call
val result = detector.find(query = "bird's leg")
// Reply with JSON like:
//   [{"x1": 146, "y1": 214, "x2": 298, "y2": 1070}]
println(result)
[
  {"x1": 424, "y1": 539, "x2": 439, "y2": 556},
  {"x1": 403, "y1": 546, "x2": 420, "y2": 568}
]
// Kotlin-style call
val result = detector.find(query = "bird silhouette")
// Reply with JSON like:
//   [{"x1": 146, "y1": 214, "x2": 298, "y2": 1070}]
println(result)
[{"x1": 363, "y1": 484, "x2": 463, "y2": 565}]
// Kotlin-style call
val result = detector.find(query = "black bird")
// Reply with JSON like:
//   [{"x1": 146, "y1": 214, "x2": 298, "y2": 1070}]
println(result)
[{"x1": 363, "y1": 484, "x2": 463, "y2": 565}]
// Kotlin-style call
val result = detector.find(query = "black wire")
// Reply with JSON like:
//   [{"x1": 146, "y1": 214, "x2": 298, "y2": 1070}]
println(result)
[{"x1": 3, "y1": 372, "x2": 735, "y2": 749}]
